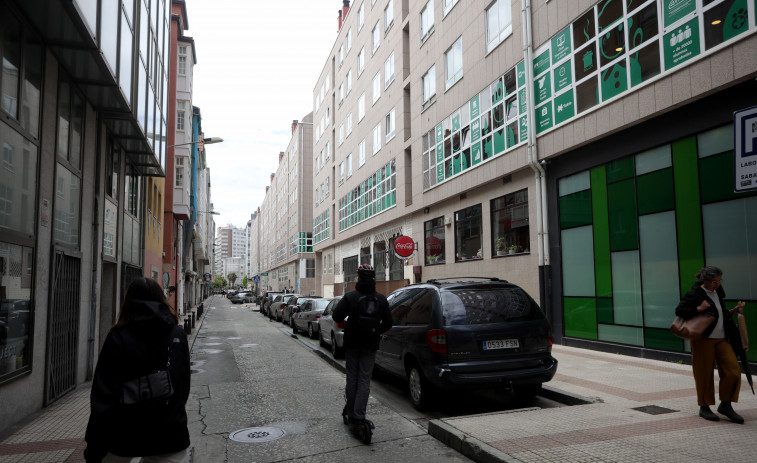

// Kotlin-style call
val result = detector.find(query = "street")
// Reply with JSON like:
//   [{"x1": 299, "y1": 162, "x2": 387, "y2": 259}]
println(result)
[{"x1": 187, "y1": 295, "x2": 563, "y2": 462}]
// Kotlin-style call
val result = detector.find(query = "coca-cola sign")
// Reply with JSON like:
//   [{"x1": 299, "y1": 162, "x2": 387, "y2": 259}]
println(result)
[
  {"x1": 394, "y1": 235, "x2": 415, "y2": 258},
  {"x1": 425, "y1": 237, "x2": 442, "y2": 256}
]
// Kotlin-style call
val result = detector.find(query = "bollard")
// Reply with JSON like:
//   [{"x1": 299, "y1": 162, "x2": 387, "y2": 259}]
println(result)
[{"x1": 191, "y1": 312, "x2": 196, "y2": 328}]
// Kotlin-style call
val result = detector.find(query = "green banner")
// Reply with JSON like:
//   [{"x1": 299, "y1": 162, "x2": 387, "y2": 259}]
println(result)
[
  {"x1": 470, "y1": 95, "x2": 480, "y2": 119},
  {"x1": 517, "y1": 61, "x2": 525, "y2": 87},
  {"x1": 436, "y1": 123, "x2": 444, "y2": 144},
  {"x1": 536, "y1": 102, "x2": 553, "y2": 134},
  {"x1": 534, "y1": 73, "x2": 552, "y2": 106},
  {"x1": 551, "y1": 27, "x2": 571, "y2": 64},
  {"x1": 452, "y1": 114, "x2": 461, "y2": 131},
  {"x1": 662, "y1": 0, "x2": 696, "y2": 28},
  {"x1": 436, "y1": 164, "x2": 444, "y2": 183},
  {"x1": 533, "y1": 50, "x2": 550, "y2": 76},
  {"x1": 554, "y1": 60, "x2": 572, "y2": 93},
  {"x1": 471, "y1": 142, "x2": 482, "y2": 166},
  {"x1": 663, "y1": 18, "x2": 700, "y2": 70},
  {"x1": 554, "y1": 90, "x2": 575, "y2": 125},
  {"x1": 436, "y1": 144, "x2": 444, "y2": 162},
  {"x1": 519, "y1": 88, "x2": 527, "y2": 115},
  {"x1": 471, "y1": 119, "x2": 481, "y2": 143},
  {"x1": 519, "y1": 116, "x2": 528, "y2": 142}
]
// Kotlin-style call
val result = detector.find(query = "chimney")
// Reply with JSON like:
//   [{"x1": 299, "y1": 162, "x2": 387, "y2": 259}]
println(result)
[
  {"x1": 279, "y1": 151, "x2": 284, "y2": 162},
  {"x1": 270, "y1": 173, "x2": 275, "y2": 181},
  {"x1": 342, "y1": 0, "x2": 350, "y2": 22},
  {"x1": 265, "y1": 186, "x2": 270, "y2": 193},
  {"x1": 337, "y1": 9, "x2": 342, "y2": 32},
  {"x1": 292, "y1": 120, "x2": 298, "y2": 134}
]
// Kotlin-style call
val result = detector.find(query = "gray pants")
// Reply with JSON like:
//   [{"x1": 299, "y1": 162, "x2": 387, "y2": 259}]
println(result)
[{"x1": 344, "y1": 349, "x2": 376, "y2": 421}]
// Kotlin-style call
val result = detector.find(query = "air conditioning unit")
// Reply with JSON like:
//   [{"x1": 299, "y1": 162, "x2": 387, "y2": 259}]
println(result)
[{"x1": 444, "y1": 217, "x2": 452, "y2": 226}]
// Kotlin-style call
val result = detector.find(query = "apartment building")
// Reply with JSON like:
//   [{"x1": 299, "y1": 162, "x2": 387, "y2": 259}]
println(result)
[
  {"x1": 312, "y1": 0, "x2": 757, "y2": 361},
  {"x1": 0, "y1": 0, "x2": 172, "y2": 434},
  {"x1": 257, "y1": 116, "x2": 316, "y2": 294}
]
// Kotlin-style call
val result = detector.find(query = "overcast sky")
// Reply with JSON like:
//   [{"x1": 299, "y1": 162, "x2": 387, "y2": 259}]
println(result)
[{"x1": 187, "y1": 0, "x2": 339, "y2": 229}]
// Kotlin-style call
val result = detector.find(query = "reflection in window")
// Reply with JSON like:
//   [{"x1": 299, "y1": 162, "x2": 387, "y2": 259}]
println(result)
[
  {"x1": 576, "y1": 76, "x2": 599, "y2": 113},
  {"x1": 0, "y1": 242, "x2": 33, "y2": 378},
  {"x1": 455, "y1": 204, "x2": 482, "y2": 261},
  {"x1": 424, "y1": 216, "x2": 446, "y2": 265},
  {"x1": 491, "y1": 189, "x2": 530, "y2": 256},
  {"x1": 704, "y1": 1, "x2": 749, "y2": 51},
  {"x1": 53, "y1": 164, "x2": 81, "y2": 246},
  {"x1": 573, "y1": 9, "x2": 596, "y2": 49}
]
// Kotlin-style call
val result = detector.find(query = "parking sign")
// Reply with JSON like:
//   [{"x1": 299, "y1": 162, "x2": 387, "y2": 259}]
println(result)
[{"x1": 735, "y1": 105, "x2": 757, "y2": 192}]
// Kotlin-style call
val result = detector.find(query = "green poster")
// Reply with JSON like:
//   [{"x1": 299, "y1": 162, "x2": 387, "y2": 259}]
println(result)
[
  {"x1": 663, "y1": 18, "x2": 700, "y2": 70},
  {"x1": 436, "y1": 123, "x2": 444, "y2": 144},
  {"x1": 519, "y1": 88, "x2": 527, "y2": 115},
  {"x1": 723, "y1": 0, "x2": 749, "y2": 42},
  {"x1": 436, "y1": 144, "x2": 444, "y2": 162},
  {"x1": 601, "y1": 61, "x2": 628, "y2": 101},
  {"x1": 554, "y1": 89, "x2": 575, "y2": 125},
  {"x1": 534, "y1": 72, "x2": 552, "y2": 106},
  {"x1": 471, "y1": 119, "x2": 481, "y2": 143},
  {"x1": 491, "y1": 79, "x2": 504, "y2": 105},
  {"x1": 533, "y1": 50, "x2": 550, "y2": 76},
  {"x1": 554, "y1": 61, "x2": 572, "y2": 92},
  {"x1": 470, "y1": 95, "x2": 480, "y2": 119},
  {"x1": 517, "y1": 61, "x2": 525, "y2": 87},
  {"x1": 551, "y1": 27, "x2": 572, "y2": 64},
  {"x1": 662, "y1": 0, "x2": 696, "y2": 28},
  {"x1": 519, "y1": 116, "x2": 528, "y2": 142},
  {"x1": 536, "y1": 102, "x2": 553, "y2": 134},
  {"x1": 452, "y1": 114, "x2": 461, "y2": 131},
  {"x1": 436, "y1": 164, "x2": 444, "y2": 183},
  {"x1": 471, "y1": 142, "x2": 482, "y2": 166}
]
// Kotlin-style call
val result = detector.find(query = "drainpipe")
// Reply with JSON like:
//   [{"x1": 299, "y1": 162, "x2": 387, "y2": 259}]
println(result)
[
  {"x1": 521, "y1": 0, "x2": 551, "y2": 309},
  {"x1": 298, "y1": 120, "x2": 313, "y2": 294}
]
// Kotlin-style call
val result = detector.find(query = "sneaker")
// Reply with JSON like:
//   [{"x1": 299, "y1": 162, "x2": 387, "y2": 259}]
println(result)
[
  {"x1": 699, "y1": 406, "x2": 720, "y2": 421},
  {"x1": 717, "y1": 402, "x2": 744, "y2": 424}
]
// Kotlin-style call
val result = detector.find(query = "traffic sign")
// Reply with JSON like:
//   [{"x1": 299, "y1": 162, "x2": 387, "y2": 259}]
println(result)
[{"x1": 735, "y1": 105, "x2": 757, "y2": 192}]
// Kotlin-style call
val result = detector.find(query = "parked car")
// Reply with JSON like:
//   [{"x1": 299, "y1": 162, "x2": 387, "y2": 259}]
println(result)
[
  {"x1": 291, "y1": 298, "x2": 331, "y2": 337},
  {"x1": 244, "y1": 293, "x2": 257, "y2": 303},
  {"x1": 260, "y1": 291, "x2": 284, "y2": 316},
  {"x1": 269, "y1": 294, "x2": 300, "y2": 321},
  {"x1": 317, "y1": 296, "x2": 344, "y2": 358},
  {"x1": 374, "y1": 278, "x2": 557, "y2": 411},
  {"x1": 226, "y1": 290, "x2": 238, "y2": 299},
  {"x1": 229, "y1": 292, "x2": 250, "y2": 304},
  {"x1": 0, "y1": 299, "x2": 31, "y2": 338},
  {"x1": 282, "y1": 296, "x2": 320, "y2": 326}
]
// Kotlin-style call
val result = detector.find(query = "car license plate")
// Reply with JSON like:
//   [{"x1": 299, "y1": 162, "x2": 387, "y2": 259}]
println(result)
[{"x1": 483, "y1": 339, "x2": 519, "y2": 350}]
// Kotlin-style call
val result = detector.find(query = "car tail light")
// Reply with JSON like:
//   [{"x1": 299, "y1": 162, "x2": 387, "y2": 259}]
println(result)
[
  {"x1": 546, "y1": 322, "x2": 553, "y2": 347},
  {"x1": 426, "y1": 329, "x2": 447, "y2": 354},
  {"x1": 8, "y1": 312, "x2": 19, "y2": 320},
  {"x1": 315, "y1": 315, "x2": 320, "y2": 319},
  {"x1": 336, "y1": 321, "x2": 346, "y2": 329}
]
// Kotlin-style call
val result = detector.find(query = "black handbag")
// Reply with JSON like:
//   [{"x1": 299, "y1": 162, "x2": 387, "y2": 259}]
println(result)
[{"x1": 121, "y1": 332, "x2": 175, "y2": 405}]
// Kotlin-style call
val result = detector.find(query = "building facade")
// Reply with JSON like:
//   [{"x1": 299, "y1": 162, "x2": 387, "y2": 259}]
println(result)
[
  {"x1": 310, "y1": 0, "x2": 756, "y2": 363},
  {"x1": 0, "y1": 0, "x2": 171, "y2": 435}
]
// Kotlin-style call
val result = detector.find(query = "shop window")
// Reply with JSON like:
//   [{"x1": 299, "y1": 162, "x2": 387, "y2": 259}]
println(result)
[
  {"x1": 424, "y1": 216, "x2": 446, "y2": 265},
  {"x1": 454, "y1": 204, "x2": 482, "y2": 261},
  {"x1": 491, "y1": 189, "x2": 529, "y2": 256},
  {"x1": 0, "y1": 243, "x2": 34, "y2": 379}
]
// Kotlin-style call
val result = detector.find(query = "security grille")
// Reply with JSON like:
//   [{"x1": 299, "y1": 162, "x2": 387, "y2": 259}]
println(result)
[
  {"x1": 46, "y1": 252, "x2": 81, "y2": 405},
  {"x1": 121, "y1": 264, "x2": 143, "y2": 296}
]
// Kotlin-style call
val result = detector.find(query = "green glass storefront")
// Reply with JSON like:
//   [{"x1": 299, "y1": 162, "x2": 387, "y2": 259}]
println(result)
[{"x1": 557, "y1": 124, "x2": 757, "y2": 360}]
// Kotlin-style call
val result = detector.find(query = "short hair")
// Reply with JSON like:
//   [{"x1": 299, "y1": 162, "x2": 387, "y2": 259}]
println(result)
[
  {"x1": 695, "y1": 266, "x2": 722, "y2": 282},
  {"x1": 113, "y1": 277, "x2": 178, "y2": 329}
]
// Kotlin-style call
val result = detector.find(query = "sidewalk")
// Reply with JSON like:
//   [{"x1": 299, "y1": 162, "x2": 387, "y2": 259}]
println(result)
[
  {"x1": 429, "y1": 344, "x2": 757, "y2": 463},
  {"x1": 2, "y1": 311, "x2": 755, "y2": 462},
  {"x1": 0, "y1": 300, "x2": 209, "y2": 463}
]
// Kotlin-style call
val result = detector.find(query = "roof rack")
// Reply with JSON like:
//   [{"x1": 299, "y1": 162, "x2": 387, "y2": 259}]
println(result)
[{"x1": 425, "y1": 277, "x2": 507, "y2": 285}]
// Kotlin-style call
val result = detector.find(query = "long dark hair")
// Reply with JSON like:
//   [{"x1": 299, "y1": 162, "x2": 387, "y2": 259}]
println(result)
[{"x1": 113, "y1": 277, "x2": 179, "y2": 329}]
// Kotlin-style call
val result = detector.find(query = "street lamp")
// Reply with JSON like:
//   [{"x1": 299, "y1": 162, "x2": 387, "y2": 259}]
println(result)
[
  {"x1": 197, "y1": 211, "x2": 221, "y2": 215},
  {"x1": 168, "y1": 137, "x2": 224, "y2": 149}
]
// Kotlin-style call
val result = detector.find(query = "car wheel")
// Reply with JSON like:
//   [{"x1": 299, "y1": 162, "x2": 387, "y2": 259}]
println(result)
[
  {"x1": 319, "y1": 330, "x2": 328, "y2": 348},
  {"x1": 513, "y1": 382, "x2": 542, "y2": 400},
  {"x1": 331, "y1": 332, "x2": 344, "y2": 359},
  {"x1": 308, "y1": 323, "x2": 315, "y2": 339},
  {"x1": 408, "y1": 363, "x2": 434, "y2": 411}
]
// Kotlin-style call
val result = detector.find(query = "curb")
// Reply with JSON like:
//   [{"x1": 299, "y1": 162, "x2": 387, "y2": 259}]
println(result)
[
  {"x1": 539, "y1": 384, "x2": 597, "y2": 405},
  {"x1": 427, "y1": 420, "x2": 522, "y2": 463}
]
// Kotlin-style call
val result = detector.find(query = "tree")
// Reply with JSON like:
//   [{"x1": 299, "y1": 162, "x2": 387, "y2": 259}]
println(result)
[
  {"x1": 211, "y1": 275, "x2": 227, "y2": 289},
  {"x1": 227, "y1": 272, "x2": 238, "y2": 288},
  {"x1": 242, "y1": 276, "x2": 249, "y2": 288}
]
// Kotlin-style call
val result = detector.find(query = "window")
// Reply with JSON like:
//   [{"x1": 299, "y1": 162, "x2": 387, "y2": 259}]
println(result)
[
  {"x1": 420, "y1": 1, "x2": 434, "y2": 42},
  {"x1": 358, "y1": 93, "x2": 366, "y2": 121},
  {"x1": 175, "y1": 157, "x2": 184, "y2": 187},
  {"x1": 338, "y1": 44, "x2": 344, "y2": 67},
  {"x1": 422, "y1": 66, "x2": 436, "y2": 108},
  {"x1": 338, "y1": 123, "x2": 344, "y2": 145},
  {"x1": 384, "y1": 1, "x2": 394, "y2": 31},
  {"x1": 346, "y1": 69, "x2": 353, "y2": 94},
  {"x1": 373, "y1": 123, "x2": 381, "y2": 154},
  {"x1": 385, "y1": 108, "x2": 395, "y2": 142},
  {"x1": 491, "y1": 189, "x2": 529, "y2": 256},
  {"x1": 346, "y1": 28, "x2": 352, "y2": 53},
  {"x1": 178, "y1": 46, "x2": 186, "y2": 75},
  {"x1": 339, "y1": 162, "x2": 345, "y2": 183},
  {"x1": 455, "y1": 204, "x2": 482, "y2": 261},
  {"x1": 357, "y1": 2, "x2": 365, "y2": 30},
  {"x1": 372, "y1": 21, "x2": 381, "y2": 53},
  {"x1": 177, "y1": 101, "x2": 185, "y2": 131},
  {"x1": 326, "y1": 141, "x2": 331, "y2": 160},
  {"x1": 347, "y1": 153, "x2": 353, "y2": 177},
  {"x1": 445, "y1": 37, "x2": 463, "y2": 90},
  {"x1": 339, "y1": 82, "x2": 344, "y2": 104},
  {"x1": 486, "y1": 0, "x2": 513, "y2": 53},
  {"x1": 443, "y1": 0, "x2": 459, "y2": 16},
  {"x1": 358, "y1": 47, "x2": 365, "y2": 75},
  {"x1": 372, "y1": 72, "x2": 381, "y2": 104},
  {"x1": 384, "y1": 52, "x2": 395, "y2": 88},
  {"x1": 346, "y1": 112, "x2": 353, "y2": 136},
  {"x1": 424, "y1": 217, "x2": 446, "y2": 265},
  {"x1": 359, "y1": 139, "x2": 366, "y2": 166}
]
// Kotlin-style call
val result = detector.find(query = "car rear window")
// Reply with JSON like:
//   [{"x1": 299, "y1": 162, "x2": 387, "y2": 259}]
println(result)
[{"x1": 441, "y1": 287, "x2": 545, "y2": 325}]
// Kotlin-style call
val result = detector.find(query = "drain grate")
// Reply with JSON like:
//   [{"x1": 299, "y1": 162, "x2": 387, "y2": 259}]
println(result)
[
  {"x1": 229, "y1": 427, "x2": 286, "y2": 443},
  {"x1": 631, "y1": 405, "x2": 677, "y2": 415}
]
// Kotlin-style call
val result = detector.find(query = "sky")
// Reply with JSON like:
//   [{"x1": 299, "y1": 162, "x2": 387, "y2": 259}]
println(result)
[{"x1": 186, "y1": 0, "x2": 339, "y2": 229}]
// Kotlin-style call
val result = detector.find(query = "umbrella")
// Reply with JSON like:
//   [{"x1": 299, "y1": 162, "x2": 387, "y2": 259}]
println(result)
[{"x1": 731, "y1": 313, "x2": 754, "y2": 395}]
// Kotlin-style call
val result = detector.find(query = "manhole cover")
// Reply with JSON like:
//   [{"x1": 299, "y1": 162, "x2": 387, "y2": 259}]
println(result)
[
  {"x1": 632, "y1": 405, "x2": 677, "y2": 415},
  {"x1": 229, "y1": 427, "x2": 286, "y2": 443}
]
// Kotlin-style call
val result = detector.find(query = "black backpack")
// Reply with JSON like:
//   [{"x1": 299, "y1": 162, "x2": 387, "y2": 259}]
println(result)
[{"x1": 356, "y1": 293, "x2": 382, "y2": 335}]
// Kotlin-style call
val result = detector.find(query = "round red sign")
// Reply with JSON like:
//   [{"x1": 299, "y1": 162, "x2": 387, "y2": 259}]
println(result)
[
  {"x1": 394, "y1": 235, "x2": 415, "y2": 258},
  {"x1": 426, "y1": 237, "x2": 442, "y2": 256}
]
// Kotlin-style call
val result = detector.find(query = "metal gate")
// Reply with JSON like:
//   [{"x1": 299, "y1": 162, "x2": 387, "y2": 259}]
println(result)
[
  {"x1": 46, "y1": 252, "x2": 81, "y2": 405},
  {"x1": 121, "y1": 264, "x2": 143, "y2": 296}
]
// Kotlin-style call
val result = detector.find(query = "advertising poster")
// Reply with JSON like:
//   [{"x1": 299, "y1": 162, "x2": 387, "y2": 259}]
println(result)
[
  {"x1": 533, "y1": 50, "x2": 551, "y2": 76},
  {"x1": 536, "y1": 102, "x2": 553, "y2": 134},
  {"x1": 663, "y1": 17, "x2": 700, "y2": 70},
  {"x1": 554, "y1": 90, "x2": 575, "y2": 125},
  {"x1": 662, "y1": 0, "x2": 696, "y2": 28},
  {"x1": 551, "y1": 27, "x2": 572, "y2": 64}
]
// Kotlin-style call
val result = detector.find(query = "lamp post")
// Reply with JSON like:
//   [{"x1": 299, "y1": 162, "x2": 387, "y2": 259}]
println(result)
[{"x1": 168, "y1": 137, "x2": 224, "y2": 149}]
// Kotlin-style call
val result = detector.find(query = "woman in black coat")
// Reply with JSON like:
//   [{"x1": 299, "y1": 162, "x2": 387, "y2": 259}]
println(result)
[
  {"x1": 84, "y1": 277, "x2": 191, "y2": 462},
  {"x1": 675, "y1": 266, "x2": 745, "y2": 424}
]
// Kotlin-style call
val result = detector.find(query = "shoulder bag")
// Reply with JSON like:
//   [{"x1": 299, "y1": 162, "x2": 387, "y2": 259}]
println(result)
[
  {"x1": 670, "y1": 312, "x2": 715, "y2": 341},
  {"x1": 121, "y1": 329, "x2": 175, "y2": 405}
]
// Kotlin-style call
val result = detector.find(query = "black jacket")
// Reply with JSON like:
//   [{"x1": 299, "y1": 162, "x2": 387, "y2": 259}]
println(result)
[
  {"x1": 675, "y1": 282, "x2": 739, "y2": 344},
  {"x1": 333, "y1": 287, "x2": 393, "y2": 350},
  {"x1": 84, "y1": 300, "x2": 190, "y2": 462}
]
